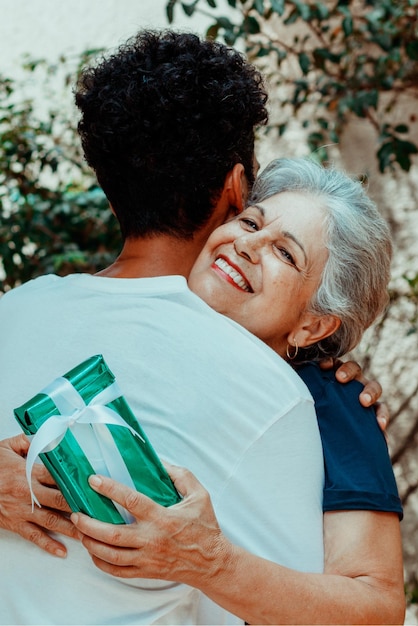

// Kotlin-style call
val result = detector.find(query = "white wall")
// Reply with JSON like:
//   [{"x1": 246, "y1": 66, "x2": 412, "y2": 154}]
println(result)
[{"x1": 0, "y1": 0, "x2": 210, "y2": 76}]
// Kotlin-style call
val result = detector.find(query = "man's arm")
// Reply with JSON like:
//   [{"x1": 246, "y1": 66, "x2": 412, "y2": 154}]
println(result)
[
  {"x1": 0, "y1": 434, "x2": 78, "y2": 556},
  {"x1": 71, "y1": 468, "x2": 405, "y2": 625}
]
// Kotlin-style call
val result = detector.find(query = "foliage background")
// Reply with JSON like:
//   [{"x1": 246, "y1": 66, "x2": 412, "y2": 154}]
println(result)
[{"x1": 0, "y1": 0, "x2": 417, "y2": 617}]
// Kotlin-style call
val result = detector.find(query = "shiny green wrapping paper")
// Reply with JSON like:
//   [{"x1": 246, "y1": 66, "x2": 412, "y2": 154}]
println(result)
[{"x1": 14, "y1": 354, "x2": 181, "y2": 524}]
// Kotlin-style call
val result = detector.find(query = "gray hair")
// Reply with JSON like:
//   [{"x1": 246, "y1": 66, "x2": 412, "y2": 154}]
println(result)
[{"x1": 249, "y1": 157, "x2": 393, "y2": 362}]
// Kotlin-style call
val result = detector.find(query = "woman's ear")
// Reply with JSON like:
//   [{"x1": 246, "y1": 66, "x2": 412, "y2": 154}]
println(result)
[{"x1": 292, "y1": 313, "x2": 341, "y2": 348}]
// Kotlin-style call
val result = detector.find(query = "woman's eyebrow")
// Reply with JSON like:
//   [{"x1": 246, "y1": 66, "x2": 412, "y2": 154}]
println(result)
[{"x1": 252, "y1": 204, "x2": 265, "y2": 217}]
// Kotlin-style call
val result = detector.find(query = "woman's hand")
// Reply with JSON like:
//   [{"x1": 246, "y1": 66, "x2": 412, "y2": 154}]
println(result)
[
  {"x1": 72, "y1": 465, "x2": 405, "y2": 625},
  {"x1": 0, "y1": 434, "x2": 77, "y2": 557},
  {"x1": 71, "y1": 463, "x2": 231, "y2": 585}
]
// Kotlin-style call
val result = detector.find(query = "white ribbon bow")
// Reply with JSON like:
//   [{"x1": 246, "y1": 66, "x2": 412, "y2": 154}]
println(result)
[{"x1": 26, "y1": 376, "x2": 144, "y2": 523}]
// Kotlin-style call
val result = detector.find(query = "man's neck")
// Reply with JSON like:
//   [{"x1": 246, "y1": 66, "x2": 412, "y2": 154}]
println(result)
[{"x1": 96, "y1": 234, "x2": 207, "y2": 279}]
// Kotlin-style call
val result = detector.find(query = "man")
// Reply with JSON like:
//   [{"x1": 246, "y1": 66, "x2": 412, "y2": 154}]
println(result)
[
  {"x1": 0, "y1": 29, "x2": 325, "y2": 625},
  {"x1": 0, "y1": 30, "x2": 400, "y2": 625}
]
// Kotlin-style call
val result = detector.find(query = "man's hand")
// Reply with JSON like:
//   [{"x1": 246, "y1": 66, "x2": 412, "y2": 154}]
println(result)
[
  {"x1": 0, "y1": 434, "x2": 78, "y2": 557},
  {"x1": 320, "y1": 358, "x2": 389, "y2": 431}
]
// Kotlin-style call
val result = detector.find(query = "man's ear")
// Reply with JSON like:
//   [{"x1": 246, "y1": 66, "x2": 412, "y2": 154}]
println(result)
[
  {"x1": 291, "y1": 313, "x2": 341, "y2": 349},
  {"x1": 225, "y1": 163, "x2": 248, "y2": 215}
]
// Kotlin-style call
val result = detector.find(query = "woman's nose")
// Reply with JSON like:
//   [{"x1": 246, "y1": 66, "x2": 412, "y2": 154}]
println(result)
[{"x1": 234, "y1": 233, "x2": 261, "y2": 263}]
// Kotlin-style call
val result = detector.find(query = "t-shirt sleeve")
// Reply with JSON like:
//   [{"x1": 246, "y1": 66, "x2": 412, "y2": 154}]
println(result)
[{"x1": 297, "y1": 362, "x2": 403, "y2": 520}]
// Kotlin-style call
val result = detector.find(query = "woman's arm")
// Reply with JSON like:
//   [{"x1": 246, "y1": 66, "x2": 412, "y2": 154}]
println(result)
[{"x1": 72, "y1": 467, "x2": 405, "y2": 625}]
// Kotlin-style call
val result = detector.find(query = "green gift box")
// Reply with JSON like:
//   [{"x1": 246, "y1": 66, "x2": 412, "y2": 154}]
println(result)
[{"x1": 14, "y1": 354, "x2": 181, "y2": 524}]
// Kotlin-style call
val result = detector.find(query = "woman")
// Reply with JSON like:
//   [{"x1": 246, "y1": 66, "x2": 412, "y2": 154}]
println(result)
[{"x1": 72, "y1": 158, "x2": 405, "y2": 624}]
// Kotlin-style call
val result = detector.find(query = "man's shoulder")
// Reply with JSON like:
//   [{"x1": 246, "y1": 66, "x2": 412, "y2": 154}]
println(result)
[{"x1": 1, "y1": 274, "x2": 61, "y2": 302}]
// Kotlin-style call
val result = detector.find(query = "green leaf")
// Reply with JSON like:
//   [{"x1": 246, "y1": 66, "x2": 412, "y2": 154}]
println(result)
[
  {"x1": 292, "y1": 79, "x2": 309, "y2": 106},
  {"x1": 224, "y1": 29, "x2": 238, "y2": 45},
  {"x1": 308, "y1": 130, "x2": 329, "y2": 163},
  {"x1": 298, "y1": 52, "x2": 310, "y2": 75},
  {"x1": 381, "y1": 76, "x2": 394, "y2": 89},
  {"x1": 314, "y1": 2, "x2": 329, "y2": 20},
  {"x1": 351, "y1": 90, "x2": 379, "y2": 117},
  {"x1": 256, "y1": 46, "x2": 271, "y2": 58},
  {"x1": 284, "y1": 8, "x2": 298, "y2": 25},
  {"x1": 227, "y1": 0, "x2": 236, "y2": 6},
  {"x1": 166, "y1": 0, "x2": 176, "y2": 22},
  {"x1": 396, "y1": 139, "x2": 418, "y2": 155},
  {"x1": 206, "y1": 0, "x2": 217, "y2": 7},
  {"x1": 216, "y1": 16, "x2": 234, "y2": 29},
  {"x1": 377, "y1": 141, "x2": 394, "y2": 173},
  {"x1": 376, "y1": 136, "x2": 417, "y2": 173},
  {"x1": 181, "y1": 1, "x2": 198, "y2": 17},
  {"x1": 330, "y1": 129, "x2": 338, "y2": 143},
  {"x1": 253, "y1": 0, "x2": 265, "y2": 14},
  {"x1": 406, "y1": 41, "x2": 418, "y2": 61},
  {"x1": 372, "y1": 33, "x2": 393, "y2": 51},
  {"x1": 395, "y1": 124, "x2": 409, "y2": 134},
  {"x1": 291, "y1": 0, "x2": 311, "y2": 20},
  {"x1": 394, "y1": 139, "x2": 418, "y2": 171},
  {"x1": 342, "y1": 15, "x2": 353, "y2": 36},
  {"x1": 272, "y1": 46, "x2": 287, "y2": 62},
  {"x1": 271, "y1": 0, "x2": 285, "y2": 15},
  {"x1": 243, "y1": 15, "x2": 261, "y2": 34},
  {"x1": 312, "y1": 48, "x2": 341, "y2": 69},
  {"x1": 308, "y1": 131, "x2": 326, "y2": 144},
  {"x1": 206, "y1": 23, "x2": 220, "y2": 40},
  {"x1": 366, "y1": 7, "x2": 386, "y2": 27},
  {"x1": 278, "y1": 123, "x2": 287, "y2": 136}
]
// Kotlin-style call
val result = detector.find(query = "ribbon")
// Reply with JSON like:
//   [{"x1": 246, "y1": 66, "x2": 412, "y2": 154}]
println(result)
[{"x1": 26, "y1": 376, "x2": 145, "y2": 523}]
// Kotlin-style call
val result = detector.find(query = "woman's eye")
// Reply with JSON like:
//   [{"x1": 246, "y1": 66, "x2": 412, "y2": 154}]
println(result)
[
  {"x1": 274, "y1": 245, "x2": 296, "y2": 267},
  {"x1": 240, "y1": 218, "x2": 258, "y2": 231}
]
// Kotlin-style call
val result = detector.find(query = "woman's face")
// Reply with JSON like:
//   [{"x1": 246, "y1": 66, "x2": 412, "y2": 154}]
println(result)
[{"x1": 189, "y1": 190, "x2": 329, "y2": 356}]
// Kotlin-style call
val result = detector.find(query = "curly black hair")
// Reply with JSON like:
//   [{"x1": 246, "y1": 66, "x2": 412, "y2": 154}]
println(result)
[{"x1": 75, "y1": 29, "x2": 268, "y2": 239}]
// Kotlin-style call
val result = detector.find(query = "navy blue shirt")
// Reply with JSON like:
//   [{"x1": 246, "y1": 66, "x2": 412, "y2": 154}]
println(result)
[{"x1": 297, "y1": 362, "x2": 403, "y2": 519}]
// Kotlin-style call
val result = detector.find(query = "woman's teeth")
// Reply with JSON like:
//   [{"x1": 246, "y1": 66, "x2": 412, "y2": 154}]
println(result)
[{"x1": 214, "y1": 258, "x2": 251, "y2": 292}]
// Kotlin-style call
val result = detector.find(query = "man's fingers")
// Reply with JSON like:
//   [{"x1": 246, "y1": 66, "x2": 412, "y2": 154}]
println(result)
[
  {"x1": 334, "y1": 359, "x2": 362, "y2": 382},
  {"x1": 333, "y1": 361, "x2": 384, "y2": 408},
  {"x1": 359, "y1": 380, "x2": 383, "y2": 407},
  {"x1": 318, "y1": 357, "x2": 335, "y2": 371},
  {"x1": 375, "y1": 402, "x2": 389, "y2": 431}
]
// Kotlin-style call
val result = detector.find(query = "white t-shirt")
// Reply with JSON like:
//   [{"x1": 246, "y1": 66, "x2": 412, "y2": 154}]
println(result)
[{"x1": 0, "y1": 274, "x2": 324, "y2": 625}]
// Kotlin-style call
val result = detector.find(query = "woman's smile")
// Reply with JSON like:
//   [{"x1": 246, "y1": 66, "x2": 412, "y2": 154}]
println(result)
[{"x1": 212, "y1": 256, "x2": 253, "y2": 293}]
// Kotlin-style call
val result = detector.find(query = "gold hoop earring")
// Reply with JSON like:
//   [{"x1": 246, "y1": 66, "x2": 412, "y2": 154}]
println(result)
[{"x1": 286, "y1": 340, "x2": 299, "y2": 361}]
